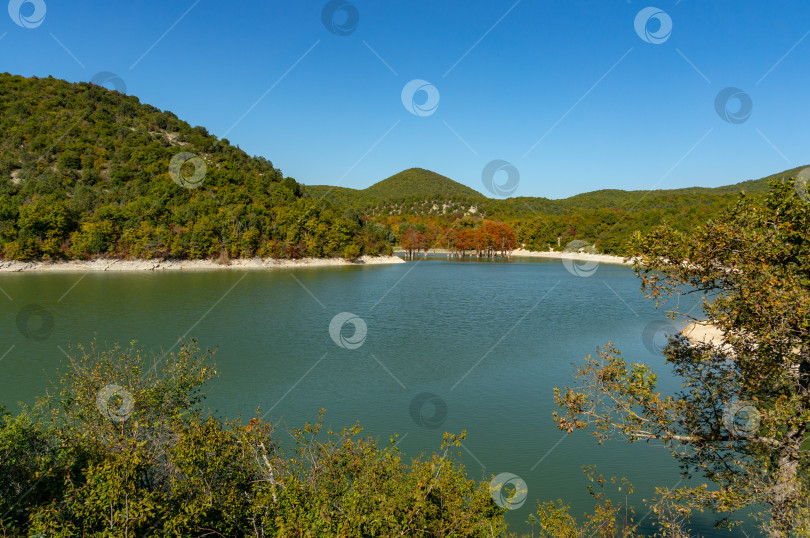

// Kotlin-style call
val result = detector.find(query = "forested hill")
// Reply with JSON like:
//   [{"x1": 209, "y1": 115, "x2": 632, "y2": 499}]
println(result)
[
  {"x1": 305, "y1": 168, "x2": 485, "y2": 208},
  {"x1": 306, "y1": 164, "x2": 806, "y2": 216},
  {"x1": 304, "y1": 162, "x2": 808, "y2": 254},
  {"x1": 364, "y1": 168, "x2": 484, "y2": 200},
  {"x1": 4, "y1": 72, "x2": 802, "y2": 261},
  {"x1": 0, "y1": 73, "x2": 392, "y2": 261}
]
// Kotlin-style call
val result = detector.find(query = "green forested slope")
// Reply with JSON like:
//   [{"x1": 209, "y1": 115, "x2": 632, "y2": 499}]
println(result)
[
  {"x1": 363, "y1": 168, "x2": 484, "y2": 200},
  {"x1": 305, "y1": 168, "x2": 484, "y2": 209},
  {"x1": 3, "y1": 72, "x2": 802, "y2": 260},
  {"x1": 483, "y1": 167, "x2": 808, "y2": 252},
  {"x1": 307, "y1": 165, "x2": 805, "y2": 217},
  {"x1": 304, "y1": 160, "x2": 808, "y2": 254},
  {"x1": 0, "y1": 73, "x2": 391, "y2": 261}
]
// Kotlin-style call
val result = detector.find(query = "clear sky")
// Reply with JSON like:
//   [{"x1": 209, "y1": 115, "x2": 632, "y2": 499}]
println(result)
[{"x1": 3, "y1": 0, "x2": 809, "y2": 198}]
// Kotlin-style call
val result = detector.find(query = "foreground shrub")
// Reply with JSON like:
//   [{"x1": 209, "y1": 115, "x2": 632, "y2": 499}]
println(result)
[{"x1": 0, "y1": 341, "x2": 506, "y2": 536}]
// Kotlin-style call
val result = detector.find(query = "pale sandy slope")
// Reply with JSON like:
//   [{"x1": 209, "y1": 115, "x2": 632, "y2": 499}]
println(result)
[
  {"x1": 681, "y1": 321, "x2": 727, "y2": 347},
  {"x1": 0, "y1": 255, "x2": 405, "y2": 273},
  {"x1": 400, "y1": 248, "x2": 633, "y2": 266},
  {"x1": 509, "y1": 249, "x2": 632, "y2": 266}
]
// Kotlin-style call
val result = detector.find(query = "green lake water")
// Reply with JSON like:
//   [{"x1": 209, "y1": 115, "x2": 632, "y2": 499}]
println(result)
[{"x1": 1, "y1": 256, "x2": 752, "y2": 535}]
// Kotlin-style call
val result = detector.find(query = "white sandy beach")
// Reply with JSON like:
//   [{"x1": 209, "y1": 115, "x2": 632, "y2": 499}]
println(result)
[
  {"x1": 681, "y1": 321, "x2": 726, "y2": 347},
  {"x1": 509, "y1": 249, "x2": 632, "y2": 266},
  {"x1": 402, "y1": 248, "x2": 633, "y2": 266},
  {"x1": 0, "y1": 250, "x2": 634, "y2": 272},
  {"x1": 0, "y1": 255, "x2": 405, "y2": 273}
]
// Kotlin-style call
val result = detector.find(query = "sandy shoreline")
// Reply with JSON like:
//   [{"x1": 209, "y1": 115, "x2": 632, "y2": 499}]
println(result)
[
  {"x1": 681, "y1": 321, "x2": 726, "y2": 347},
  {"x1": 0, "y1": 250, "x2": 633, "y2": 272},
  {"x1": 509, "y1": 249, "x2": 632, "y2": 266},
  {"x1": 0, "y1": 255, "x2": 405, "y2": 273},
  {"x1": 402, "y1": 248, "x2": 633, "y2": 266}
]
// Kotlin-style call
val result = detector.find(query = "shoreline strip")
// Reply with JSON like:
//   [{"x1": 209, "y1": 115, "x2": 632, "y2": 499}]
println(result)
[{"x1": 0, "y1": 255, "x2": 405, "y2": 273}]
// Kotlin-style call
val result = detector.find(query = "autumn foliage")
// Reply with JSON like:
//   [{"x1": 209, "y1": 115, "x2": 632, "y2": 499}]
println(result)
[{"x1": 399, "y1": 218, "x2": 517, "y2": 259}]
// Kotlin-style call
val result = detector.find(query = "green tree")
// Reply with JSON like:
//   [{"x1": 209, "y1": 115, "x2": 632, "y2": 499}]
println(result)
[
  {"x1": 554, "y1": 180, "x2": 810, "y2": 537},
  {"x1": 532, "y1": 467, "x2": 643, "y2": 538}
]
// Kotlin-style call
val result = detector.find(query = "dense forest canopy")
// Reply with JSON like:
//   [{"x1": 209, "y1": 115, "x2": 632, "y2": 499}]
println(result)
[
  {"x1": 305, "y1": 168, "x2": 486, "y2": 209},
  {"x1": 1, "y1": 72, "x2": 805, "y2": 261},
  {"x1": 306, "y1": 165, "x2": 808, "y2": 255},
  {"x1": 0, "y1": 73, "x2": 392, "y2": 261}
]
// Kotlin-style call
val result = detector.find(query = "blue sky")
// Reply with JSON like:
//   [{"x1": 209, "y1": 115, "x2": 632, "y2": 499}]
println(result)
[{"x1": 3, "y1": 0, "x2": 809, "y2": 198}]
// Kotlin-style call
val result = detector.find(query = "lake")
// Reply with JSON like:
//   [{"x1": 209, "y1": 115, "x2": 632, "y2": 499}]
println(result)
[{"x1": 1, "y1": 256, "x2": 749, "y2": 535}]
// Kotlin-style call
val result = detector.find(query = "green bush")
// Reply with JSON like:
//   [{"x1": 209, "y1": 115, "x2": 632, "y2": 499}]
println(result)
[{"x1": 0, "y1": 342, "x2": 507, "y2": 536}]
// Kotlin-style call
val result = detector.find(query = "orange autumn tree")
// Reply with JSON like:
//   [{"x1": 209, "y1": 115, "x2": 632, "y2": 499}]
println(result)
[
  {"x1": 394, "y1": 218, "x2": 516, "y2": 259},
  {"x1": 400, "y1": 224, "x2": 428, "y2": 259},
  {"x1": 459, "y1": 220, "x2": 516, "y2": 257}
]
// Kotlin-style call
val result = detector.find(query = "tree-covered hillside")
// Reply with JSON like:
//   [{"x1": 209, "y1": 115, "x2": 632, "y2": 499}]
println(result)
[
  {"x1": 364, "y1": 168, "x2": 484, "y2": 200},
  {"x1": 0, "y1": 74, "x2": 392, "y2": 261},
  {"x1": 485, "y1": 167, "x2": 808, "y2": 252},
  {"x1": 5, "y1": 72, "x2": 801, "y2": 261},
  {"x1": 305, "y1": 167, "x2": 485, "y2": 210},
  {"x1": 306, "y1": 163, "x2": 809, "y2": 255}
]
